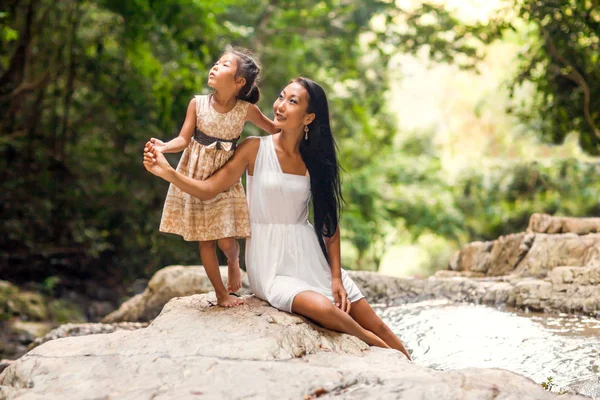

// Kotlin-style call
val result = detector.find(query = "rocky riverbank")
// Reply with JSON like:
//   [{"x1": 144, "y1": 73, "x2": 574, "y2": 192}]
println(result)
[
  {"x1": 1, "y1": 213, "x2": 598, "y2": 398},
  {"x1": 0, "y1": 293, "x2": 583, "y2": 400}
]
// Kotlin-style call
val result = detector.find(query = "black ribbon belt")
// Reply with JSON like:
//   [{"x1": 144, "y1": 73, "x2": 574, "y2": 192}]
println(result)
[{"x1": 193, "y1": 129, "x2": 239, "y2": 150}]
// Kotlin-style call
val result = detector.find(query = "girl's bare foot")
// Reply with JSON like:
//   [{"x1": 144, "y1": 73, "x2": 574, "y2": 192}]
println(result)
[
  {"x1": 216, "y1": 292, "x2": 244, "y2": 307},
  {"x1": 227, "y1": 258, "x2": 242, "y2": 293}
]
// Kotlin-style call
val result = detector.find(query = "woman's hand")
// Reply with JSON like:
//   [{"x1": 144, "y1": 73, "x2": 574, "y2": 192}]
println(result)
[
  {"x1": 143, "y1": 142, "x2": 173, "y2": 179},
  {"x1": 332, "y1": 277, "x2": 351, "y2": 314}
]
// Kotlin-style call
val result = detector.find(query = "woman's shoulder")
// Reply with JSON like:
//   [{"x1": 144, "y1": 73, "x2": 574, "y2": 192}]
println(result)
[
  {"x1": 237, "y1": 136, "x2": 262, "y2": 151},
  {"x1": 235, "y1": 136, "x2": 262, "y2": 164}
]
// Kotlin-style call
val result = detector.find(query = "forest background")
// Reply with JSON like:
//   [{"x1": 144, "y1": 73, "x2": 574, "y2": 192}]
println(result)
[{"x1": 1, "y1": 0, "x2": 598, "y2": 290}]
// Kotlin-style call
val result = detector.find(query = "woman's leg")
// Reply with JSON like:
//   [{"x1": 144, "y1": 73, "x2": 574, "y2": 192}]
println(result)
[
  {"x1": 291, "y1": 291, "x2": 390, "y2": 348},
  {"x1": 199, "y1": 240, "x2": 243, "y2": 307},
  {"x1": 349, "y1": 298, "x2": 411, "y2": 360},
  {"x1": 217, "y1": 237, "x2": 242, "y2": 293}
]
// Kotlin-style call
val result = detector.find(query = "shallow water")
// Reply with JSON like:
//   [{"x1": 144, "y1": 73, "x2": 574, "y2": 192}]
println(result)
[{"x1": 377, "y1": 300, "x2": 600, "y2": 396}]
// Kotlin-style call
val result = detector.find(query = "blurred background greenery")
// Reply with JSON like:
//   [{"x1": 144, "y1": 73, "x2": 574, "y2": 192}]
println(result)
[{"x1": 1, "y1": 0, "x2": 599, "y2": 290}]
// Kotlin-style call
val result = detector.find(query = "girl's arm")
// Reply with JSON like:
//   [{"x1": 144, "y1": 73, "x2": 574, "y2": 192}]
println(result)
[
  {"x1": 246, "y1": 104, "x2": 278, "y2": 134},
  {"x1": 143, "y1": 137, "x2": 259, "y2": 200},
  {"x1": 152, "y1": 98, "x2": 197, "y2": 153},
  {"x1": 325, "y1": 226, "x2": 351, "y2": 314}
]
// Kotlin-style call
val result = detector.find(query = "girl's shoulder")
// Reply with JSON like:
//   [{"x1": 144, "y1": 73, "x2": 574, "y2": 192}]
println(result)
[
  {"x1": 193, "y1": 94, "x2": 211, "y2": 115},
  {"x1": 236, "y1": 98, "x2": 252, "y2": 111},
  {"x1": 193, "y1": 94, "x2": 209, "y2": 104}
]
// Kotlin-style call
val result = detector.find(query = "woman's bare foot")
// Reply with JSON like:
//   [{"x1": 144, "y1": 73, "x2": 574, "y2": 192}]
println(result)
[
  {"x1": 216, "y1": 292, "x2": 244, "y2": 307},
  {"x1": 227, "y1": 258, "x2": 242, "y2": 293}
]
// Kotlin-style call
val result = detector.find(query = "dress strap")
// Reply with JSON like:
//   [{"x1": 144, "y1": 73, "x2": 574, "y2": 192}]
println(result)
[{"x1": 254, "y1": 136, "x2": 279, "y2": 178}]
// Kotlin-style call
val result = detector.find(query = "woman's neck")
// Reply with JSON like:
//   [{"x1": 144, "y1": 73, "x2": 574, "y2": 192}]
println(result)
[{"x1": 277, "y1": 129, "x2": 303, "y2": 154}]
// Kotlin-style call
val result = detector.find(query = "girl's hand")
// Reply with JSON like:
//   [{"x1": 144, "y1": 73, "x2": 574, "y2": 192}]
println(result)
[
  {"x1": 150, "y1": 138, "x2": 167, "y2": 153},
  {"x1": 332, "y1": 277, "x2": 351, "y2": 314},
  {"x1": 143, "y1": 144, "x2": 172, "y2": 179}
]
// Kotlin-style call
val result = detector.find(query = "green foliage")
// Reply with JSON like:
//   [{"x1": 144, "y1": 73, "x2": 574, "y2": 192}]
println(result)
[
  {"x1": 541, "y1": 376, "x2": 554, "y2": 391},
  {"x1": 455, "y1": 159, "x2": 600, "y2": 241},
  {"x1": 541, "y1": 376, "x2": 568, "y2": 394},
  {"x1": 0, "y1": 0, "x2": 228, "y2": 282},
  {"x1": 0, "y1": 0, "x2": 404, "y2": 281},
  {"x1": 1, "y1": 0, "x2": 599, "y2": 283},
  {"x1": 47, "y1": 299, "x2": 86, "y2": 324},
  {"x1": 391, "y1": 0, "x2": 600, "y2": 154},
  {"x1": 508, "y1": 0, "x2": 600, "y2": 154}
]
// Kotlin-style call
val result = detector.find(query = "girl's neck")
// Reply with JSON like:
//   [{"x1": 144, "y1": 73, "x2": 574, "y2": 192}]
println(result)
[{"x1": 212, "y1": 90, "x2": 237, "y2": 108}]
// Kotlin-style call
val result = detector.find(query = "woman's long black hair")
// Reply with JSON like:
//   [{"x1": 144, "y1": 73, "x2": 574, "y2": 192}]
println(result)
[{"x1": 294, "y1": 77, "x2": 343, "y2": 262}]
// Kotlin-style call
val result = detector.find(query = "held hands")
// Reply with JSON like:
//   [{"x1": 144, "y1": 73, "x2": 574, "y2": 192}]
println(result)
[
  {"x1": 149, "y1": 138, "x2": 167, "y2": 153},
  {"x1": 143, "y1": 140, "x2": 172, "y2": 179},
  {"x1": 332, "y1": 277, "x2": 351, "y2": 314}
]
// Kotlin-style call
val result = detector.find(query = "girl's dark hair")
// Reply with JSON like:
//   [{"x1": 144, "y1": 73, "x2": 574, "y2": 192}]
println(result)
[
  {"x1": 294, "y1": 77, "x2": 343, "y2": 262},
  {"x1": 227, "y1": 48, "x2": 261, "y2": 104}
]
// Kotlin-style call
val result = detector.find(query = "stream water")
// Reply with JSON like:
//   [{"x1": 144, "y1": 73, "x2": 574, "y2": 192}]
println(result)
[{"x1": 377, "y1": 300, "x2": 600, "y2": 397}]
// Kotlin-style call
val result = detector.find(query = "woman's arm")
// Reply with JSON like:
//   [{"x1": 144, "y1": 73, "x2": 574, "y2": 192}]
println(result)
[
  {"x1": 152, "y1": 98, "x2": 197, "y2": 153},
  {"x1": 143, "y1": 137, "x2": 260, "y2": 200},
  {"x1": 325, "y1": 226, "x2": 351, "y2": 313},
  {"x1": 325, "y1": 226, "x2": 342, "y2": 279},
  {"x1": 246, "y1": 104, "x2": 278, "y2": 134}
]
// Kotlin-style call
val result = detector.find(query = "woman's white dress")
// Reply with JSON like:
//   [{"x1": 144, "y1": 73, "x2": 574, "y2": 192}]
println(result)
[{"x1": 245, "y1": 135, "x2": 364, "y2": 312}]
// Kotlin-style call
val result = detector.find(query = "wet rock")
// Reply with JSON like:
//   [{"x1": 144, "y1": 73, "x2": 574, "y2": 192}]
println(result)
[
  {"x1": 30, "y1": 321, "x2": 148, "y2": 349},
  {"x1": 566, "y1": 376, "x2": 600, "y2": 399}
]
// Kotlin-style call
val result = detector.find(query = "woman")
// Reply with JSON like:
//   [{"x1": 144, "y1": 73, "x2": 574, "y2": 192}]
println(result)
[{"x1": 144, "y1": 77, "x2": 411, "y2": 359}]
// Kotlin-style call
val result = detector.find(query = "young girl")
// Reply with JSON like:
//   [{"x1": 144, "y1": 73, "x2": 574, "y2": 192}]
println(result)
[{"x1": 149, "y1": 48, "x2": 277, "y2": 307}]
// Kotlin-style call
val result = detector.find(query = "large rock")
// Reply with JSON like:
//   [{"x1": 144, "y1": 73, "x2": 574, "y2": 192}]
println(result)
[
  {"x1": 0, "y1": 294, "x2": 581, "y2": 400},
  {"x1": 448, "y1": 241, "x2": 492, "y2": 273},
  {"x1": 98, "y1": 264, "x2": 600, "y2": 326},
  {"x1": 487, "y1": 233, "x2": 532, "y2": 276},
  {"x1": 449, "y1": 231, "x2": 600, "y2": 280},
  {"x1": 528, "y1": 213, "x2": 600, "y2": 235},
  {"x1": 102, "y1": 265, "x2": 252, "y2": 323},
  {"x1": 399, "y1": 270, "x2": 600, "y2": 316},
  {"x1": 514, "y1": 233, "x2": 600, "y2": 278},
  {"x1": 447, "y1": 233, "x2": 534, "y2": 277}
]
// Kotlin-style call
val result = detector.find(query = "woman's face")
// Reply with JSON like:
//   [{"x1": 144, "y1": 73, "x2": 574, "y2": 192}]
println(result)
[
  {"x1": 207, "y1": 53, "x2": 242, "y2": 91},
  {"x1": 273, "y1": 82, "x2": 315, "y2": 130}
]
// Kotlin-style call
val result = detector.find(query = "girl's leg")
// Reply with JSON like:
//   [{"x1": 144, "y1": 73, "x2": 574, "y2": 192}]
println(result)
[
  {"x1": 291, "y1": 291, "x2": 390, "y2": 348},
  {"x1": 349, "y1": 298, "x2": 411, "y2": 360},
  {"x1": 217, "y1": 238, "x2": 242, "y2": 293},
  {"x1": 198, "y1": 240, "x2": 243, "y2": 307}
]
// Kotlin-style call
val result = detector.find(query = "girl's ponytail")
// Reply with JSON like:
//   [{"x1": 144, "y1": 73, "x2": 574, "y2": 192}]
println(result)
[
  {"x1": 227, "y1": 47, "x2": 261, "y2": 104},
  {"x1": 239, "y1": 83, "x2": 260, "y2": 104}
]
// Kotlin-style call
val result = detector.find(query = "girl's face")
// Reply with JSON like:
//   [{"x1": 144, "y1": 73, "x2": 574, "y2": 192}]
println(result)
[
  {"x1": 207, "y1": 54, "x2": 243, "y2": 92},
  {"x1": 273, "y1": 82, "x2": 315, "y2": 130}
]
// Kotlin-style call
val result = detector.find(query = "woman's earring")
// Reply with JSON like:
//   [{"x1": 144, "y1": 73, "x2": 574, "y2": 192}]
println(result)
[{"x1": 304, "y1": 125, "x2": 309, "y2": 140}]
